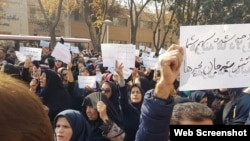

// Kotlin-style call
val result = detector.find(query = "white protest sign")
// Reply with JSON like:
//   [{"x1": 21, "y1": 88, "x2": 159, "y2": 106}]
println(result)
[
  {"x1": 139, "y1": 45, "x2": 145, "y2": 51},
  {"x1": 15, "y1": 51, "x2": 26, "y2": 62},
  {"x1": 78, "y1": 76, "x2": 96, "y2": 88},
  {"x1": 107, "y1": 67, "x2": 132, "y2": 79},
  {"x1": 64, "y1": 42, "x2": 71, "y2": 50},
  {"x1": 19, "y1": 47, "x2": 42, "y2": 61},
  {"x1": 70, "y1": 46, "x2": 80, "y2": 53},
  {"x1": 149, "y1": 52, "x2": 155, "y2": 57},
  {"x1": 141, "y1": 52, "x2": 149, "y2": 58},
  {"x1": 135, "y1": 49, "x2": 140, "y2": 57},
  {"x1": 123, "y1": 68, "x2": 133, "y2": 79},
  {"x1": 142, "y1": 56, "x2": 159, "y2": 69},
  {"x1": 40, "y1": 40, "x2": 50, "y2": 47},
  {"x1": 179, "y1": 23, "x2": 250, "y2": 91},
  {"x1": 96, "y1": 72, "x2": 102, "y2": 84},
  {"x1": 101, "y1": 44, "x2": 135, "y2": 68},
  {"x1": 51, "y1": 42, "x2": 71, "y2": 64},
  {"x1": 159, "y1": 48, "x2": 166, "y2": 55},
  {"x1": 145, "y1": 47, "x2": 152, "y2": 52}
]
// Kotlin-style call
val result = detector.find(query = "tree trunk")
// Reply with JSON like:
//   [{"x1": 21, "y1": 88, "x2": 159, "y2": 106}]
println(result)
[
  {"x1": 50, "y1": 27, "x2": 56, "y2": 49},
  {"x1": 64, "y1": 14, "x2": 71, "y2": 37},
  {"x1": 131, "y1": 26, "x2": 137, "y2": 45}
]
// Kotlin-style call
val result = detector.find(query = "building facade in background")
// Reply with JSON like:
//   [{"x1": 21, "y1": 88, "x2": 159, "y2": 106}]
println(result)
[{"x1": 0, "y1": 0, "x2": 176, "y2": 50}]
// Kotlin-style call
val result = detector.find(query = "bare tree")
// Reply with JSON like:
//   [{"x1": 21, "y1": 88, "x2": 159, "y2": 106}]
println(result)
[
  {"x1": 38, "y1": 0, "x2": 79, "y2": 48},
  {"x1": 38, "y1": 0, "x2": 64, "y2": 48},
  {"x1": 82, "y1": 0, "x2": 123, "y2": 52},
  {"x1": 127, "y1": 0, "x2": 151, "y2": 45},
  {"x1": 143, "y1": 0, "x2": 177, "y2": 53}
]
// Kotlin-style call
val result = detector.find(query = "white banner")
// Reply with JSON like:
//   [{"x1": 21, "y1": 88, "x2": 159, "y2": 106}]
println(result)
[
  {"x1": 179, "y1": 23, "x2": 250, "y2": 91},
  {"x1": 78, "y1": 76, "x2": 96, "y2": 88},
  {"x1": 101, "y1": 44, "x2": 135, "y2": 68},
  {"x1": 19, "y1": 47, "x2": 42, "y2": 61},
  {"x1": 51, "y1": 42, "x2": 71, "y2": 64}
]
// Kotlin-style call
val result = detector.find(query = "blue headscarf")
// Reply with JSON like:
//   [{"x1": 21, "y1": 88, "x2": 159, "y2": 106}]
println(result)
[
  {"x1": 188, "y1": 90, "x2": 207, "y2": 103},
  {"x1": 54, "y1": 109, "x2": 92, "y2": 141}
]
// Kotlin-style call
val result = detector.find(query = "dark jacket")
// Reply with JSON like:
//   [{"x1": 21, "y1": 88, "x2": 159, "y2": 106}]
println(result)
[
  {"x1": 245, "y1": 110, "x2": 250, "y2": 125},
  {"x1": 135, "y1": 89, "x2": 174, "y2": 141},
  {"x1": 224, "y1": 91, "x2": 250, "y2": 125}
]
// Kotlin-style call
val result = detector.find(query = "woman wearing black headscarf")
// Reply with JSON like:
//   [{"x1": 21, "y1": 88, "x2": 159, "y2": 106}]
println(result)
[
  {"x1": 119, "y1": 84, "x2": 144, "y2": 141},
  {"x1": 53, "y1": 109, "x2": 92, "y2": 141},
  {"x1": 82, "y1": 92, "x2": 125, "y2": 141},
  {"x1": 39, "y1": 69, "x2": 72, "y2": 123},
  {"x1": 100, "y1": 80, "x2": 121, "y2": 115},
  {"x1": 114, "y1": 60, "x2": 144, "y2": 141},
  {"x1": 188, "y1": 90, "x2": 208, "y2": 105}
]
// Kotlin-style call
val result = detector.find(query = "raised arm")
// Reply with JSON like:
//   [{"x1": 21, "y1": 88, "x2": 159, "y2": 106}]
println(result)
[
  {"x1": 135, "y1": 44, "x2": 183, "y2": 141},
  {"x1": 154, "y1": 44, "x2": 183, "y2": 99}
]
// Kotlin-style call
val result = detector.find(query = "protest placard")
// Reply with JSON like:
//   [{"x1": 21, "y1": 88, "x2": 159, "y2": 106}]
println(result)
[
  {"x1": 19, "y1": 47, "x2": 42, "y2": 61},
  {"x1": 179, "y1": 24, "x2": 250, "y2": 90}
]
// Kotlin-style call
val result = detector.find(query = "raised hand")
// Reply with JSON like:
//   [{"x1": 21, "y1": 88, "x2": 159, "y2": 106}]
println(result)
[
  {"x1": 155, "y1": 44, "x2": 183, "y2": 99},
  {"x1": 97, "y1": 101, "x2": 109, "y2": 122},
  {"x1": 115, "y1": 60, "x2": 124, "y2": 78},
  {"x1": 158, "y1": 44, "x2": 183, "y2": 85}
]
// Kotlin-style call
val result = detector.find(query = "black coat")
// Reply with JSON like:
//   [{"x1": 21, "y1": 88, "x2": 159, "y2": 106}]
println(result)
[
  {"x1": 82, "y1": 92, "x2": 123, "y2": 141},
  {"x1": 40, "y1": 69, "x2": 72, "y2": 123},
  {"x1": 119, "y1": 85, "x2": 144, "y2": 141}
]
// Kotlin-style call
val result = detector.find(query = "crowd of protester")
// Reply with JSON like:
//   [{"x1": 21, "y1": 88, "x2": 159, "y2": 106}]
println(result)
[{"x1": 0, "y1": 43, "x2": 250, "y2": 141}]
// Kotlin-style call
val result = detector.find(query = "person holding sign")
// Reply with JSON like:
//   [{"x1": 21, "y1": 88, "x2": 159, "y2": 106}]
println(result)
[
  {"x1": 72, "y1": 66, "x2": 99, "y2": 111},
  {"x1": 135, "y1": 44, "x2": 183, "y2": 141},
  {"x1": 82, "y1": 92, "x2": 125, "y2": 141}
]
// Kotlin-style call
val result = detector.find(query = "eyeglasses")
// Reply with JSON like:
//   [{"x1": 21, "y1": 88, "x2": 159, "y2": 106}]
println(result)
[
  {"x1": 101, "y1": 88, "x2": 111, "y2": 93},
  {"x1": 62, "y1": 73, "x2": 67, "y2": 76}
]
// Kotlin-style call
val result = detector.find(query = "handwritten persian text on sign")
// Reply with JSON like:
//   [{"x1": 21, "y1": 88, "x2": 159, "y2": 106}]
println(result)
[{"x1": 179, "y1": 24, "x2": 250, "y2": 91}]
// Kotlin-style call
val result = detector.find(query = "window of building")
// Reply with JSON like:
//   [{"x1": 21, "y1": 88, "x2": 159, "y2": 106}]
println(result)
[
  {"x1": 30, "y1": 8, "x2": 43, "y2": 20},
  {"x1": 139, "y1": 20, "x2": 153, "y2": 29},
  {"x1": 74, "y1": 10, "x2": 84, "y2": 21},
  {"x1": 112, "y1": 17, "x2": 127, "y2": 27}
]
